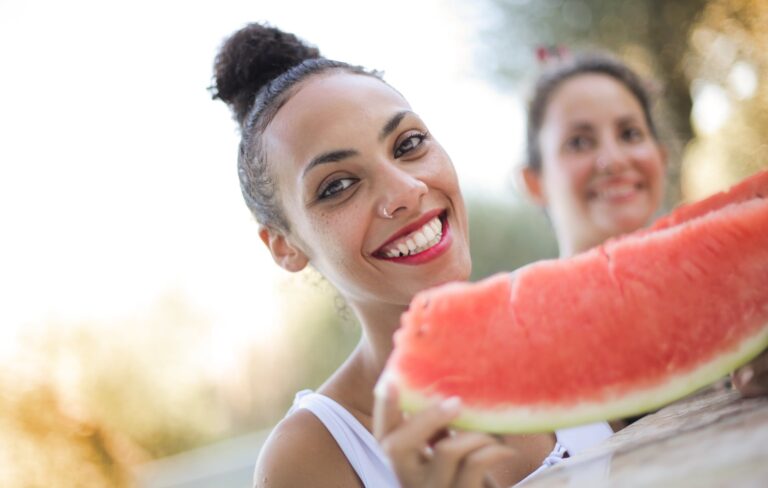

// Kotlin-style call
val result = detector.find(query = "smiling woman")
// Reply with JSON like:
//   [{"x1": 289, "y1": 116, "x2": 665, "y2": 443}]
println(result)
[
  {"x1": 521, "y1": 53, "x2": 667, "y2": 258},
  {"x1": 210, "y1": 22, "x2": 557, "y2": 488}
]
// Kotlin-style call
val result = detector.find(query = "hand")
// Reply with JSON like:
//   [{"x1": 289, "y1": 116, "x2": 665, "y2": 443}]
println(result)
[
  {"x1": 373, "y1": 382, "x2": 515, "y2": 488},
  {"x1": 732, "y1": 349, "x2": 768, "y2": 398}
]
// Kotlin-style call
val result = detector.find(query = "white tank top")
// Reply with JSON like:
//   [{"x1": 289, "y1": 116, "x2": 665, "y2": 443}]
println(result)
[
  {"x1": 289, "y1": 390, "x2": 399, "y2": 487},
  {"x1": 289, "y1": 390, "x2": 613, "y2": 487}
]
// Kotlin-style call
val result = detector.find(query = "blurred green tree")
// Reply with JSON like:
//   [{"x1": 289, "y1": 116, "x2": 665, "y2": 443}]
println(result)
[
  {"x1": 467, "y1": 194, "x2": 558, "y2": 280},
  {"x1": 681, "y1": 0, "x2": 768, "y2": 199}
]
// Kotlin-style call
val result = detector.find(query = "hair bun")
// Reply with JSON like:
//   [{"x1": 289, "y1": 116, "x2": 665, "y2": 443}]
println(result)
[{"x1": 211, "y1": 23, "x2": 321, "y2": 125}]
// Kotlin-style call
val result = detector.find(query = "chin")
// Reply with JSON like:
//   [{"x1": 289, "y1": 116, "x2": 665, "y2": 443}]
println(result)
[
  {"x1": 606, "y1": 214, "x2": 653, "y2": 237},
  {"x1": 593, "y1": 203, "x2": 656, "y2": 237}
]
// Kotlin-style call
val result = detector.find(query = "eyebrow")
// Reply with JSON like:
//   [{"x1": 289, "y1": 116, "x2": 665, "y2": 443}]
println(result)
[
  {"x1": 379, "y1": 110, "x2": 411, "y2": 142},
  {"x1": 616, "y1": 115, "x2": 641, "y2": 126},
  {"x1": 568, "y1": 121, "x2": 595, "y2": 132},
  {"x1": 303, "y1": 149, "x2": 358, "y2": 177},
  {"x1": 302, "y1": 110, "x2": 414, "y2": 178}
]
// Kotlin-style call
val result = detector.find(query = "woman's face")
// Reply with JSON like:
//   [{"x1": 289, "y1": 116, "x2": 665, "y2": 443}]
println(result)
[
  {"x1": 263, "y1": 72, "x2": 471, "y2": 307},
  {"x1": 527, "y1": 73, "x2": 666, "y2": 256}
]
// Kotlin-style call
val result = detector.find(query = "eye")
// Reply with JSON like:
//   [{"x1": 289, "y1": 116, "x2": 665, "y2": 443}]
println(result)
[
  {"x1": 621, "y1": 127, "x2": 644, "y2": 143},
  {"x1": 318, "y1": 177, "x2": 358, "y2": 200},
  {"x1": 394, "y1": 131, "x2": 428, "y2": 158},
  {"x1": 565, "y1": 134, "x2": 594, "y2": 152}
]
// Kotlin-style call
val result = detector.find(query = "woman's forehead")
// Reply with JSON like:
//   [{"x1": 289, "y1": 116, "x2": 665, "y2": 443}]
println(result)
[
  {"x1": 265, "y1": 72, "x2": 411, "y2": 163},
  {"x1": 283, "y1": 72, "x2": 407, "y2": 123},
  {"x1": 549, "y1": 74, "x2": 643, "y2": 118}
]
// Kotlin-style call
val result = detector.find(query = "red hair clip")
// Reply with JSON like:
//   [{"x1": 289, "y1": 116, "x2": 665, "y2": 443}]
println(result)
[{"x1": 535, "y1": 45, "x2": 571, "y2": 65}]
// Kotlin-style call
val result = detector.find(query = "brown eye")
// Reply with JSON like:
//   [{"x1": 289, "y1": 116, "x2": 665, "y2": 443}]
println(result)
[
  {"x1": 566, "y1": 135, "x2": 594, "y2": 152},
  {"x1": 394, "y1": 132, "x2": 427, "y2": 158},
  {"x1": 318, "y1": 177, "x2": 358, "y2": 200},
  {"x1": 622, "y1": 127, "x2": 644, "y2": 143}
]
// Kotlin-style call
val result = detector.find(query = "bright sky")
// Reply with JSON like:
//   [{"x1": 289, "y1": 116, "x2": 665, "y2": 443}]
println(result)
[{"x1": 0, "y1": 0, "x2": 524, "y2": 361}]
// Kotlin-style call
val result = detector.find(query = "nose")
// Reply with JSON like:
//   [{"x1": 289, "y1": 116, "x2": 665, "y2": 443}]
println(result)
[
  {"x1": 595, "y1": 140, "x2": 631, "y2": 174},
  {"x1": 376, "y1": 165, "x2": 428, "y2": 220}
]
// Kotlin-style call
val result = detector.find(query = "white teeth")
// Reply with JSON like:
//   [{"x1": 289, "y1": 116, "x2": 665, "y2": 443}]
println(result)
[
  {"x1": 596, "y1": 184, "x2": 638, "y2": 200},
  {"x1": 380, "y1": 215, "x2": 445, "y2": 258}
]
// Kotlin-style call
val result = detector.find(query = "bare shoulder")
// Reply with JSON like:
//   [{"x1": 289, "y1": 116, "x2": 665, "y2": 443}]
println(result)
[{"x1": 253, "y1": 408, "x2": 362, "y2": 488}]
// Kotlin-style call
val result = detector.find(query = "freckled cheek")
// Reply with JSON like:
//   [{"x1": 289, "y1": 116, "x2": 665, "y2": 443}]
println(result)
[{"x1": 309, "y1": 212, "x2": 367, "y2": 257}]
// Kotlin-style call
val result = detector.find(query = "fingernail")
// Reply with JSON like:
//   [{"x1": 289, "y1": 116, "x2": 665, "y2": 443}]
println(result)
[
  {"x1": 739, "y1": 367, "x2": 754, "y2": 385},
  {"x1": 441, "y1": 396, "x2": 462, "y2": 413}
]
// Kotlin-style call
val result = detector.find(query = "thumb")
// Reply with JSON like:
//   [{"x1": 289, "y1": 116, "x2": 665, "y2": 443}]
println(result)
[{"x1": 373, "y1": 373, "x2": 404, "y2": 440}]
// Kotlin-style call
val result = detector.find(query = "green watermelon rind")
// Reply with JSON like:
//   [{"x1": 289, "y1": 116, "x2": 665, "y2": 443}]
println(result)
[{"x1": 386, "y1": 324, "x2": 768, "y2": 434}]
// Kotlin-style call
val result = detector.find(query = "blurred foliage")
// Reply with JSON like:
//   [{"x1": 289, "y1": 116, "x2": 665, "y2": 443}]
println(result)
[
  {"x1": 232, "y1": 273, "x2": 360, "y2": 428},
  {"x1": 467, "y1": 194, "x2": 558, "y2": 280},
  {"x1": 681, "y1": 0, "x2": 768, "y2": 199},
  {"x1": 0, "y1": 373, "x2": 141, "y2": 487},
  {"x1": 1, "y1": 288, "x2": 358, "y2": 485}
]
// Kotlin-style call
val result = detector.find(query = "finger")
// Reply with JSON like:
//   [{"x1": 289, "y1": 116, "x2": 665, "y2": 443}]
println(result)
[
  {"x1": 733, "y1": 367, "x2": 768, "y2": 398},
  {"x1": 453, "y1": 444, "x2": 517, "y2": 488},
  {"x1": 747, "y1": 350, "x2": 768, "y2": 376},
  {"x1": 733, "y1": 350, "x2": 768, "y2": 398},
  {"x1": 426, "y1": 431, "x2": 499, "y2": 487},
  {"x1": 382, "y1": 396, "x2": 463, "y2": 458},
  {"x1": 482, "y1": 474, "x2": 502, "y2": 488},
  {"x1": 373, "y1": 380, "x2": 404, "y2": 440}
]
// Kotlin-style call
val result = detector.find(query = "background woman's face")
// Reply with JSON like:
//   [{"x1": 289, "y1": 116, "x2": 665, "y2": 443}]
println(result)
[
  {"x1": 263, "y1": 72, "x2": 471, "y2": 307},
  {"x1": 536, "y1": 73, "x2": 666, "y2": 253}
]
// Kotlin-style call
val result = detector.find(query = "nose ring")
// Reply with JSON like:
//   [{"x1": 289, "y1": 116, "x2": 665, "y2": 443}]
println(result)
[{"x1": 380, "y1": 205, "x2": 395, "y2": 219}]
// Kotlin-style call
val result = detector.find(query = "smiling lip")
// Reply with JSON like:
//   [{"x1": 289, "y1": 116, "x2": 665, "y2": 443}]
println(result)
[
  {"x1": 589, "y1": 177, "x2": 646, "y2": 203},
  {"x1": 374, "y1": 210, "x2": 451, "y2": 265}
]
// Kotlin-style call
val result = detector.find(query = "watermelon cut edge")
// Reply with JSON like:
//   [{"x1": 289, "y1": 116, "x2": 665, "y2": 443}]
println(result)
[{"x1": 381, "y1": 324, "x2": 768, "y2": 433}]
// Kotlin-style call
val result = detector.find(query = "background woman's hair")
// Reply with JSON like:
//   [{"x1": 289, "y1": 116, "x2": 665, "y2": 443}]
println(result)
[
  {"x1": 210, "y1": 23, "x2": 379, "y2": 231},
  {"x1": 525, "y1": 52, "x2": 658, "y2": 173}
]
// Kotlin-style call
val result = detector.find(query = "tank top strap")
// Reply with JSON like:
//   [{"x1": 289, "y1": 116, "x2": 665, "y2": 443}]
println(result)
[
  {"x1": 555, "y1": 421, "x2": 614, "y2": 456},
  {"x1": 290, "y1": 390, "x2": 399, "y2": 487}
]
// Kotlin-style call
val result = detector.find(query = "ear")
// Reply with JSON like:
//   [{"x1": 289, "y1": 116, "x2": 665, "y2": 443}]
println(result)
[
  {"x1": 521, "y1": 166, "x2": 548, "y2": 206},
  {"x1": 259, "y1": 226, "x2": 309, "y2": 273}
]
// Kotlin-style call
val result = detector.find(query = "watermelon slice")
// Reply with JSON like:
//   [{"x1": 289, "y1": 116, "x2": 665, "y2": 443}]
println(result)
[{"x1": 381, "y1": 170, "x2": 768, "y2": 433}]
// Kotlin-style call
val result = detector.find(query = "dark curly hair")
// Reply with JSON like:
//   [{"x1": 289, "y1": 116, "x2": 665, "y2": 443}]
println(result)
[
  {"x1": 526, "y1": 52, "x2": 658, "y2": 173},
  {"x1": 210, "y1": 23, "x2": 380, "y2": 231}
]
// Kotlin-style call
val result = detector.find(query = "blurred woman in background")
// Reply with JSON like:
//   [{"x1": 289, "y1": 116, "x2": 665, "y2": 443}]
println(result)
[
  {"x1": 519, "y1": 51, "x2": 768, "y2": 405},
  {"x1": 520, "y1": 51, "x2": 667, "y2": 259}
]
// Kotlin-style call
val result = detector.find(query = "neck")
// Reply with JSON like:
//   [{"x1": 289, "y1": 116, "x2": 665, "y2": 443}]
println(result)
[
  {"x1": 322, "y1": 299, "x2": 407, "y2": 418},
  {"x1": 352, "y1": 299, "x2": 408, "y2": 374},
  {"x1": 557, "y1": 228, "x2": 610, "y2": 258}
]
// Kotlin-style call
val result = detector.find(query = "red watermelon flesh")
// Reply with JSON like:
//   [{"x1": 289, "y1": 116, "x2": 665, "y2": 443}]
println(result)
[
  {"x1": 644, "y1": 169, "x2": 768, "y2": 234},
  {"x1": 381, "y1": 170, "x2": 768, "y2": 433}
]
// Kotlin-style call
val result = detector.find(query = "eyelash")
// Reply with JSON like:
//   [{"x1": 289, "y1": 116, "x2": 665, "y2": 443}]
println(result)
[
  {"x1": 394, "y1": 131, "x2": 428, "y2": 158},
  {"x1": 315, "y1": 130, "x2": 429, "y2": 201},
  {"x1": 567, "y1": 135, "x2": 593, "y2": 151},
  {"x1": 622, "y1": 127, "x2": 643, "y2": 141},
  {"x1": 318, "y1": 177, "x2": 358, "y2": 200}
]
